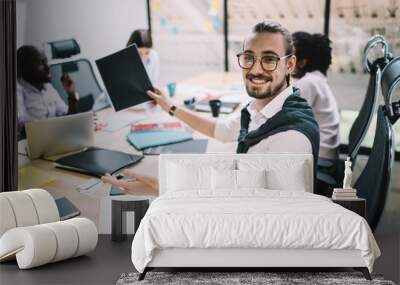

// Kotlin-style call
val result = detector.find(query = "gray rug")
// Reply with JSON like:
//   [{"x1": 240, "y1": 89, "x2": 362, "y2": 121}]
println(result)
[{"x1": 116, "y1": 271, "x2": 396, "y2": 285}]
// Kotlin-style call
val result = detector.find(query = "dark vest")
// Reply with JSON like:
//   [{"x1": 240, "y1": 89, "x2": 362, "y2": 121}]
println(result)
[{"x1": 236, "y1": 88, "x2": 320, "y2": 179}]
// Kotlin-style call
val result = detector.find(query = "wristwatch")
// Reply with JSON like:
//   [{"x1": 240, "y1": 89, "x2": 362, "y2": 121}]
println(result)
[{"x1": 168, "y1": 105, "x2": 177, "y2": 116}]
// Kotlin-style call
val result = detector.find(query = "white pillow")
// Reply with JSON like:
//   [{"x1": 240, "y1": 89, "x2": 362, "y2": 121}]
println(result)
[
  {"x1": 211, "y1": 169, "x2": 267, "y2": 191},
  {"x1": 211, "y1": 168, "x2": 236, "y2": 191},
  {"x1": 165, "y1": 158, "x2": 236, "y2": 193},
  {"x1": 237, "y1": 158, "x2": 309, "y2": 192},
  {"x1": 236, "y1": 169, "x2": 267, "y2": 189},
  {"x1": 266, "y1": 166, "x2": 307, "y2": 191},
  {"x1": 167, "y1": 162, "x2": 211, "y2": 191}
]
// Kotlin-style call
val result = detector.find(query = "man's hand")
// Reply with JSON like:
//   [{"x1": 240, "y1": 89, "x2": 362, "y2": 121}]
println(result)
[
  {"x1": 148, "y1": 86, "x2": 217, "y2": 138},
  {"x1": 147, "y1": 86, "x2": 173, "y2": 112},
  {"x1": 101, "y1": 169, "x2": 159, "y2": 196},
  {"x1": 61, "y1": 74, "x2": 76, "y2": 98}
]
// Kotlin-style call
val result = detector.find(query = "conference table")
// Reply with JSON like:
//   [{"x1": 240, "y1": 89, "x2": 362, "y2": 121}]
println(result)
[
  {"x1": 17, "y1": 72, "x2": 243, "y2": 228},
  {"x1": 18, "y1": 71, "x2": 400, "y2": 229}
]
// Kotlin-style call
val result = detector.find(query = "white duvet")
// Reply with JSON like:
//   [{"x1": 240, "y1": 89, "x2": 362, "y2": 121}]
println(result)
[{"x1": 131, "y1": 190, "x2": 380, "y2": 273}]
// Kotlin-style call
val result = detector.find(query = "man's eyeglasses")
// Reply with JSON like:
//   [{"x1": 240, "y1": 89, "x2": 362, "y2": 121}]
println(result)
[{"x1": 236, "y1": 53, "x2": 292, "y2": 72}]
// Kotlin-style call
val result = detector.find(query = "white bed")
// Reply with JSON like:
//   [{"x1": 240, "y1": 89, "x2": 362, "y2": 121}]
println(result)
[{"x1": 131, "y1": 154, "x2": 380, "y2": 280}]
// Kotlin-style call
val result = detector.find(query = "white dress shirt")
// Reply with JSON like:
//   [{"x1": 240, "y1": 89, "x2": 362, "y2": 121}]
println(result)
[
  {"x1": 214, "y1": 85, "x2": 313, "y2": 154},
  {"x1": 17, "y1": 79, "x2": 68, "y2": 123},
  {"x1": 17, "y1": 79, "x2": 68, "y2": 125},
  {"x1": 143, "y1": 50, "x2": 160, "y2": 86},
  {"x1": 293, "y1": 71, "x2": 340, "y2": 159}
]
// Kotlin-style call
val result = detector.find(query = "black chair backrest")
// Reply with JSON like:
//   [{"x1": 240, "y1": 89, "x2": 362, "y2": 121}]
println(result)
[
  {"x1": 354, "y1": 107, "x2": 394, "y2": 231},
  {"x1": 347, "y1": 35, "x2": 391, "y2": 163},
  {"x1": 363, "y1": 35, "x2": 388, "y2": 73},
  {"x1": 381, "y1": 56, "x2": 400, "y2": 121},
  {"x1": 48, "y1": 39, "x2": 80, "y2": 59},
  {"x1": 78, "y1": 94, "x2": 94, "y2": 113},
  {"x1": 348, "y1": 35, "x2": 391, "y2": 162},
  {"x1": 50, "y1": 59, "x2": 103, "y2": 109},
  {"x1": 347, "y1": 65, "x2": 380, "y2": 161}
]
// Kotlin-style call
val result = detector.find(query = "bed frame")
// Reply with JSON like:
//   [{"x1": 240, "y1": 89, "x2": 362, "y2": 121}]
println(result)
[
  {"x1": 138, "y1": 248, "x2": 371, "y2": 280},
  {"x1": 138, "y1": 154, "x2": 372, "y2": 281}
]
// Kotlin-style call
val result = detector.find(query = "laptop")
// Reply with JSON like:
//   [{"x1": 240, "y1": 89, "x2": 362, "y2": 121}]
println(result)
[{"x1": 25, "y1": 112, "x2": 94, "y2": 159}]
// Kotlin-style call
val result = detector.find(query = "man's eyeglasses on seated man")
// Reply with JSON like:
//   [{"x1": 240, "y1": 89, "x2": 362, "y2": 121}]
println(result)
[{"x1": 236, "y1": 53, "x2": 293, "y2": 72}]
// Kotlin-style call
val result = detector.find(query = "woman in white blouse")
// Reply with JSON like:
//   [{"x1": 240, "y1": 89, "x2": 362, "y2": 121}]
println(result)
[
  {"x1": 291, "y1": 32, "x2": 340, "y2": 160},
  {"x1": 127, "y1": 29, "x2": 160, "y2": 86}
]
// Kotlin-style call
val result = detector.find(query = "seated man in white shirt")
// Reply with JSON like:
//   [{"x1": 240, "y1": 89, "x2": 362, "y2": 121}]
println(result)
[
  {"x1": 17, "y1": 45, "x2": 79, "y2": 139},
  {"x1": 291, "y1": 32, "x2": 340, "y2": 160},
  {"x1": 102, "y1": 21, "x2": 320, "y2": 195}
]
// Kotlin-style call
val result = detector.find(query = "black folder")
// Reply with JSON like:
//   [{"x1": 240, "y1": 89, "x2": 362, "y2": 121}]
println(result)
[
  {"x1": 95, "y1": 44, "x2": 153, "y2": 111},
  {"x1": 55, "y1": 148, "x2": 143, "y2": 177}
]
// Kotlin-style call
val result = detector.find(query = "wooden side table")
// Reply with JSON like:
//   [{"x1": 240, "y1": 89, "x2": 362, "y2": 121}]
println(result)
[
  {"x1": 111, "y1": 196, "x2": 150, "y2": 242},
  {"x1": 331, "y1": 198, "x2": 366, "y2": 219}
]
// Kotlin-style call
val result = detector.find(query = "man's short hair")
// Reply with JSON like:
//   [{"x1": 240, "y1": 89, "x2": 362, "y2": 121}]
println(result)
[{"x1": 251, "y1": 21, "x2": 294, "y2": 56}]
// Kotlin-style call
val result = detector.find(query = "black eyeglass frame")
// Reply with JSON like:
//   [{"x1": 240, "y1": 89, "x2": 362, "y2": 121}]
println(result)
[{"x1": 236, "y1": 53, "x2": 293, "y2": 72}]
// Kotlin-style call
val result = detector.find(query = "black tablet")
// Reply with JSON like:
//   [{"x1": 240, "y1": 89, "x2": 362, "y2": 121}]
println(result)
[
  {"x1": 55, "y1": 147, "x2": 144, "y2": 177},
  {"x1": 95, "y1": 44, "x2": 153, "y2": 111},
  {"x1": 55, "y1": 197, "x2": 80, "y2": 220}
]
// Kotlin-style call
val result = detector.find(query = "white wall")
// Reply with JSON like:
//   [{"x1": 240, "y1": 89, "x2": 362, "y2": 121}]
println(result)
[
  {"x1": 16, "y1": 0, "x2": 147, "y2": 72},
  {"x1": 16, "y1": 1, "x2": 27, "y2": 47}
]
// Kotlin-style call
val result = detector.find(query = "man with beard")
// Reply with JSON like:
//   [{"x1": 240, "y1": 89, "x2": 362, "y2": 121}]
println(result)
[
  {"x1": 17, "y1": 45, "x2": 79, "y2": 139},
  {"x1": 102, "y1": 21, "x2": 320, "y2": 195}
]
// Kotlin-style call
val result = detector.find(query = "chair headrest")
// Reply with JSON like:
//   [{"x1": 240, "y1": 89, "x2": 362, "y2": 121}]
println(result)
[
  {"x1": 48, "y1": 39, "x2": 80, "y2": 59},
  {"x1": 363, "y1": 35, "x2": 389, "y2": 73},
  {"x1": 381, "y1": 56, "x2": 400, "y2": 119}
]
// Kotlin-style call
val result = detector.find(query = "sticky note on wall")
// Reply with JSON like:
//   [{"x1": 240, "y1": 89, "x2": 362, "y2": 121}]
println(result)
[
  {"x1": 211, "y1": 0, "x2": 220, "y2": 9},
  {"x1": 153, "y1": 1, "x2": 161, "y2": 9}
]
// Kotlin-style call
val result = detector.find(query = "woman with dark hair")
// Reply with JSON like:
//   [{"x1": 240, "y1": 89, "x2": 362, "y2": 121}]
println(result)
[
  {"x1": 292, "y1": 32, "x2": 340, "y2": 160},
  {"x1": 127, "y1": 29, "x2": 160, "y2": 85}
]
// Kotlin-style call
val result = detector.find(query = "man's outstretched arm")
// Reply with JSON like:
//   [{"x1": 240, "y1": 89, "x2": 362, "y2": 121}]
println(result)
[{"x1": 147, "y1": 87, "x2": 217, "y2": 138}]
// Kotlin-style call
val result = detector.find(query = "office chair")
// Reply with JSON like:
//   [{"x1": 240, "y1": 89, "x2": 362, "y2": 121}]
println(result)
[
  {"x1": 381, "y1": 56, "x2": 400, "y2": 124},
  {"x1": 48, "y1": 39, "x2": 107, "y2": 112},
  {"x1": 316, "y1": 36, "x2": 391, "y2": 196},
  {"x1": 317, "y1": 61, "x2": 381, "y2": 191},
  {"x1": 76, "y1": 93, "x2": 95, "y2": 112},
  {"x1": 348, "y1": 35, "x2": 391, "y2": 163},
  {"x1": 354, "y1": 55, "x2": 400, "y2": 231},
  {"x1": 354, "y1": 107, "x2": 394, "y2": 231},
  {"x1": 48, "y1": 38, "x2": 80, "y2": 59}
]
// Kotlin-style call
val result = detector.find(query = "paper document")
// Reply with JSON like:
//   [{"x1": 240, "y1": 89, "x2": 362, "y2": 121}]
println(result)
[
  {"x1": 18, "y1": 165, "x2": 56, "y2": 190},
  {"x1": 102, "y1": 112, "x2": 145, "y2": 132}
]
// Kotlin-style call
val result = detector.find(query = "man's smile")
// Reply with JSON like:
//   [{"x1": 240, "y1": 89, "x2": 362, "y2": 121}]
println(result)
[
  {"x1": 247, "y1": 75, "x2": 272, "y2": 86},
  {"x1": 249, "y1": 78, "x2": 270, "y2": 85}
]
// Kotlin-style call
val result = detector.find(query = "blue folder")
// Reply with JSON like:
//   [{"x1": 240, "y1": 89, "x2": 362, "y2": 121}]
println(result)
[{"x1": 127, "y1": 130, "x2": 193, "y2": 150}]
